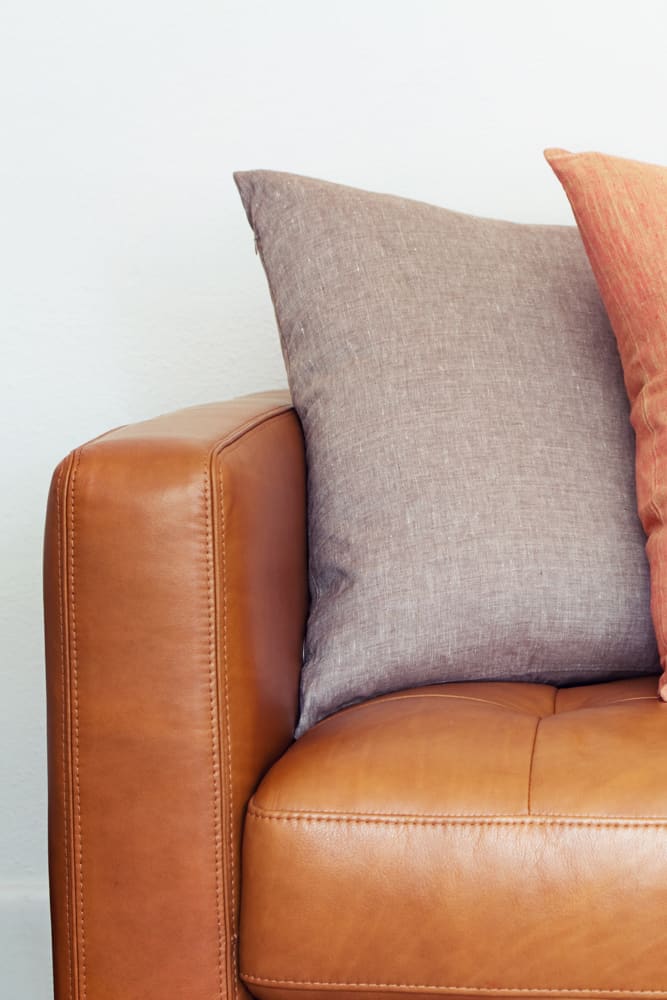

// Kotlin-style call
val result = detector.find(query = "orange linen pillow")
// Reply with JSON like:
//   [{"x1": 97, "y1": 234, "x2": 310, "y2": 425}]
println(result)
[{"x1": 545, "y1": 147, "x2": 667, "y2": 700}]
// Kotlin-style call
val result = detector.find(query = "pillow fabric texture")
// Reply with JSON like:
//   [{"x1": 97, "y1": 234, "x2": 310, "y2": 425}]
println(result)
[
  {"x1": 235, "y1": 169, "x2": 658, "y2": 735},
  {"x1": 546, "y1": 147, "x2": 667, "y2": 701}
]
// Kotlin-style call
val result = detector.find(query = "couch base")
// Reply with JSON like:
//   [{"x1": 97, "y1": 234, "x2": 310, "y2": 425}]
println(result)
[{"x1": 240, "y1": 678, "x2": 667, "y2": 1000}]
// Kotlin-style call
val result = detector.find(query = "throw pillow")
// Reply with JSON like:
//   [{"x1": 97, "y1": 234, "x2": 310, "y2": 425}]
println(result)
[
  {"x1": 546, "y1": 147, "x2": 667, "y2": 701},
  {"x1": 235, "y1": 169, "x2": 658, "y2": 734}
]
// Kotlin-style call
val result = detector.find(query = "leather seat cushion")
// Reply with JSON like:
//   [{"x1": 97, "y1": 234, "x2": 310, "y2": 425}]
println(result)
[{"x1": 240, "y1": 677, "x2": 667, "y2": 1000}]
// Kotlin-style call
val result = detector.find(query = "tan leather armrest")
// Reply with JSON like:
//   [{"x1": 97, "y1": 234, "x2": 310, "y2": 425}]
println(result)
[{"x1": 44, "y1": 390, "x2": 307, "y2": 1000}]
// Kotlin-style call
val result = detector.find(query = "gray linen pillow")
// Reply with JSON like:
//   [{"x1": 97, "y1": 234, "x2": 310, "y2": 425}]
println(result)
[{"x1": 235, "y1": 170, "x2": 659, "y2": 736}]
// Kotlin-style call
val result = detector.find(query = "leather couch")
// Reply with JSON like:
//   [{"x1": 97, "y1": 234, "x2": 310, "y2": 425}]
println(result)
[{"x1": 44, "y1": 390, "x2": 667, "y2": 1000}]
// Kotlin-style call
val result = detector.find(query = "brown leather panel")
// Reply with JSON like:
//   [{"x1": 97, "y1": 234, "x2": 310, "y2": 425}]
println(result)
[
  {"x1": 256, "y1": 684, "x2": 549, "y2": 816},
  {"x1": 531, "y1": 698, "x2": 667, "y2": 816},
  {"x1": 554, "y1": 674, "x2": 659, "y2": 711},
  {"x1": 44, "y1": 390, "x2": 307, "y2": 1000},
  {"x1": 332, "y1": 681, "x2": 558, "y2": 718},
  {"x1": 241, "y1": 678, "x2": 667, "y2": 999}
]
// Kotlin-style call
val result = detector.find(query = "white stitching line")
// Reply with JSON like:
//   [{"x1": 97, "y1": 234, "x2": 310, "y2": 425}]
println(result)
[
  {"x1": 56, "y1": 463, "x2": 74, "y2": 1000},
  {"x1": 218, "y1": 453, "x2": 239, "y2": 1000},
  {"x1": 69, "y1": 450, "x2": 86, "y2": 1000},
  {"x1": 205, "y1": 464, "x2": 225, "y2": 1000},
  {"x1": 241, "y1": 973, "x2": 667, "y2": 995}
]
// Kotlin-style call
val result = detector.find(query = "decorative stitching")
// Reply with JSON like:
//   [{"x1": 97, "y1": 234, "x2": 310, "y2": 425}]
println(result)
[
  {"x1": 205, "y1": 467, "x2": 225, "y2": 1000},
  {"x1": 247, "y1": 805, "x2": 667, "y2": 828},
  {"x1": 250, "y1": 804, "x2": 667, "y2": 820},
  {"x1": 56, "y1": 462, "x2": 74, "y2": 1000},
  {"x1": 69, "y1": 449, "x2": 86, "y2": 1000},
  {"x1": 241, "y1": 972, "x2": 667, "y2": 995},
  {"x1": 217, "y1": 454, "x2": 239, "y2": 1000}
]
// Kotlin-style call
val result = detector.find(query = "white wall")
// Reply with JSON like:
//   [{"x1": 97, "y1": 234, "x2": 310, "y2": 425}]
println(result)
[{"x1": 3, "y1": 1, "x2": 667, "y2": 995}]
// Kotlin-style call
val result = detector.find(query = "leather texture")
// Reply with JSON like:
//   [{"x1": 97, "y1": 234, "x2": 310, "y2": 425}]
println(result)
[
  {"x1": 44, "y1": 390, "x2": 308, "y2": 1000},
  {"x1": 241, "y1": 676, "x2": 667, "y2": 1000}
]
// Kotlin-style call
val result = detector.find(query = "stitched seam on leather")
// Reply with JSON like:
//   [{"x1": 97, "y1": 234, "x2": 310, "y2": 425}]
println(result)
[
  {"x1": 346, "y1": 692, "x2": 545, "y2": 715},
  {"x1": 216, "y1": 407, "x2": 295, "y2": 459},
  {"x1": 247, "y1": 805, "x2": 667, "y2": 827},
  {"x1": 327, "y1": 689, "x2": 660, "y2": 725},
  {"x1": 212, "y1": 404, "x2": 293, "y2": 457},
  {"x1": 586, "y1": 696, "x2": 658, "y2": 707},
  {"x1": 205, "y1": 463, "x2": 225, "y2": 1000},
  {"x1": 56, "y1": 463, "x2": 74, "y2": 1000},
  {"x1": 69, "y1": 449, "x2": 86, "y2": 1000},
  {"x1": 212, "y1": 408, "x2": 296, "y2": 1000},
  {"x1": 217, "y1": 454, "x2": 239, "y2": 1000},
  {"x1": 241, "y1": 973, "x2": 667, "y2": 994}
]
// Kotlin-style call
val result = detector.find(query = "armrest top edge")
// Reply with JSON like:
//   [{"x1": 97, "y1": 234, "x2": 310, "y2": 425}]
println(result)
[{"x1": 68, "y1": 388, "x2": 295, "y2": 457}]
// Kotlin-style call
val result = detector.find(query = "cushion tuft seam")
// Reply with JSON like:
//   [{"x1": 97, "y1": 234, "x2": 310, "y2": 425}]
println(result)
[{"x1": 526, "y1": 715, "x2": 541, "y2": 815}]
